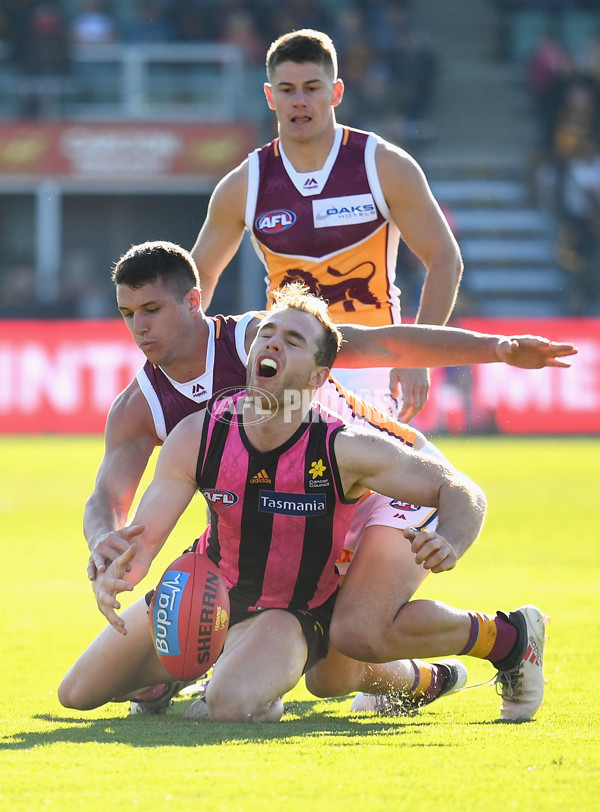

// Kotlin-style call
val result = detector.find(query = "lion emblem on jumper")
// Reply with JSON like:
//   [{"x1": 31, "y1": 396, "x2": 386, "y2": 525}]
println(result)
[{"x1": 280, "y1": 263, "x2": 381, "y2": 312}]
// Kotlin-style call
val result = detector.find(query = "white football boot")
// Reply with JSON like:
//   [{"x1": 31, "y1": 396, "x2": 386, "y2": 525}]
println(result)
[
  {"x1": 130, "y1": 680, "x2": 195, "y2": 715},
  {"x1": 494, "y1": 605, "x2": 549, "y2": 722},
  {"x1": 183, "y1": 695, "x2": 210, "y2": 721}
]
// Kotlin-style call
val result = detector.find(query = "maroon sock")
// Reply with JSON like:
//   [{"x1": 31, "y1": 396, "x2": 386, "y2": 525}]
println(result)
[
  {"x1": 421, "y1": 664, "x2": 447, "y2": 702},
  {"x1": 486, "y1": 615, "x2": 518, "y2": 663}
]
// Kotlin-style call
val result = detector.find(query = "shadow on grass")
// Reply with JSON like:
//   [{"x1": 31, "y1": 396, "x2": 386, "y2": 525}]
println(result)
[{"x1": 0, "y1": 697, "x2": 456, "y2": 750}]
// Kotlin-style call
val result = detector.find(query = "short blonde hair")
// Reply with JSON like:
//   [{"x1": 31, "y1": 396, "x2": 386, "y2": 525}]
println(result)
[{"x1": 271, "y1": 282, "x2": 342, "y2": 367}]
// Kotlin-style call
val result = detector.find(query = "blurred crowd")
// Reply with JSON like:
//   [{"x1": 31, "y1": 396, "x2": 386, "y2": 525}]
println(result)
[
  {"x1": 0, "y1": 0, "x2": 437, "y2": 143},
  {"x1": 1, "y1": 0, "x2": 599, "y2": 318},
  {"x1": 524, "y1": 26, "x2": 600, "y2": 313},
  {"x1": 0, "y1": 0, "x2": 440, "y2": 319}
]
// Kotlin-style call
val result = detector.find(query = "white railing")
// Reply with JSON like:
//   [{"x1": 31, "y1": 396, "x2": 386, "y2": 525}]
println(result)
[{"x1": 0, "y1": 42, "x2": 249, "y2": 121}]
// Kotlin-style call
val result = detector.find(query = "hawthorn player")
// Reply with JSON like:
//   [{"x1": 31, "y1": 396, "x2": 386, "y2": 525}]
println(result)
[{"x1": 59, "y1": 286, "x2": 551, "y2": 722}]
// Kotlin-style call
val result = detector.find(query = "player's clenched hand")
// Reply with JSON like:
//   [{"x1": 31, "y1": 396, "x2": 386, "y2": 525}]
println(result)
[
  {"x1": 496, "y1": 336, "x2": 577, "y2": 369},
  {"x1": 92, "y1": 544, "x2": 137, "y2": 634},
  {"x1": 87, "y1": 523, "x2": 145, "y2": 581},
  {"x1": 390, "y1": 367, "x2": 430, "y2": 423},
  {"x1": 403, "y1": 526, "x2": 457, "y2": 573}
]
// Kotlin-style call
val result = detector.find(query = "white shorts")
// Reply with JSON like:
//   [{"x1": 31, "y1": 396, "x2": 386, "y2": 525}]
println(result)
[
  {"x1": 330, "y1": 367, "x2": 398, "y2": 417},
  {"x1": 336, "y1": 439, "x2": 447, "y2": 575}
]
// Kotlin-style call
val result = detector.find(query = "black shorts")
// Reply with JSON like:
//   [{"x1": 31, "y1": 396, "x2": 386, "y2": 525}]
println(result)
[
  {"x1": 145, "y1": 578, "x2": 338, "y2": 673},
  {"x1": 228, "y1": 588, "x2": 339, "y2": 673}
]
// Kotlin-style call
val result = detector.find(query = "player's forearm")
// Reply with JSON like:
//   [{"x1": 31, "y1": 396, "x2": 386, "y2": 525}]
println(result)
[
  {"x1": 435, "y1": 475, "x2": 487, "y2": 559},
  {"x1": 337, "y1": 323, "x2": 505, "y2": 368},
  {"x1": 83, "y1": 488, "x2": 128, "y2": 550},
  {"x1": 415, "y1": 266, "x2": 463, "y2": 328}
]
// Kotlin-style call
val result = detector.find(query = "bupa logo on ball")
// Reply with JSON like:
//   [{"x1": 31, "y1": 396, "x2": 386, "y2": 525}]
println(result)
[
  {"x1": 152, "y1": 570, "x2": 189, "y2": 656},
  {"x1": 256, "y1": 209, "x2": 296, "y2": 233}
]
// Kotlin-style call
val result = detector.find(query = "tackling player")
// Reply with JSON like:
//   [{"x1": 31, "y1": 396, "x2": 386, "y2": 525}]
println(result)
[
  {"x1": 63, "y1": 288, "x2": 545, "y2": 723},
  {"x1": 58, "y1": 243, "x2": 571, "y2": 721}
]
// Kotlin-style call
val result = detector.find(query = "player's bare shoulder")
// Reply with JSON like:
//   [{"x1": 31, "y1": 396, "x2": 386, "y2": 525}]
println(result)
[
  {"x1": 105, "y1": 378, "x2": 159, "y2": 447},
  {"x1": 375, "y1": 134, "x2": 422, "y2": 167},
  {"x1": 210, "y1": 157, "x2": 249, "y2": 214},
  {"x1": 375, "y1": 138, "x2": 427, "y2": 192},
  {"x1": 332, "y1": 423, "x2": 397, "y2": 498},
  {"x1": 333, "y1": 422, "x2": 394, "y2": 472}
]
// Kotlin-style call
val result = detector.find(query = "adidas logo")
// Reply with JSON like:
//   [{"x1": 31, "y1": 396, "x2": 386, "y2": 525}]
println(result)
[
  {"x1": 524, "y1": 638, "x2": 542, "y2": 667},
  {"x1": 303, "y1": 177, "x2": 318, "y2": 189},
  {"x1": 250, "y1": 469, "x2": 271, "y2": 484},
  {"x1": 192, "y1": 383, "x2": 207, "y2": 398}
]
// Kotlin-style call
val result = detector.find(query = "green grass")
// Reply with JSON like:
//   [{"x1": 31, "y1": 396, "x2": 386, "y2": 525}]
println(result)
[{"x1": 1, "y1": 435, "x2": 599, "y2": 812}]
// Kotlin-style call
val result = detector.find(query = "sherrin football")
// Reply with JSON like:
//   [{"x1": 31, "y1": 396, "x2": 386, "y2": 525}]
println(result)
[{"x1": 149, "y1": 551, "x2": 230, "y2": 680}]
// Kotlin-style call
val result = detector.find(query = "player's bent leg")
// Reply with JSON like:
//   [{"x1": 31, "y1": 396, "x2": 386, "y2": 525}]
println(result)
[
  {"x1": 330, "y1": 524, "x2": 472, "y2": 662},
  {"x1": 306, "y1": 645, "x2": 421, "y2": 699},
  {"x1": 58, "y1": 598, "x2": 173, "y2": 711},
  {"x1": 305, "y1": 645, "x2": 370, "y2": 698},
  {"x1": 186, "y1": 610, "x2": 308, "y2": 723},
  {"x1": 330, "y1": 524, "x2": 428, "y2": 661}
]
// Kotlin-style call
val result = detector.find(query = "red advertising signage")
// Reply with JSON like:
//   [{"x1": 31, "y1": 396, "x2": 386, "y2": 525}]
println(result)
[
  {"x1": 0, "y1": 122, "x2": 257, "y2": 181},
  {"x1": 411, "y1": 318, "x2": 600, "y2": 435},
  {"x1": 0, "y1": 318, "x2": 597, "y2": 435},
  {"x1": 0, "y1": 320, "x2": 144, "y2": 433}
]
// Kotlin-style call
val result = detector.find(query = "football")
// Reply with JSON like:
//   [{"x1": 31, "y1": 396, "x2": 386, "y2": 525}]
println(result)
[{"x1": 149, "y1": 551, "x2": 230, "y2": 681}]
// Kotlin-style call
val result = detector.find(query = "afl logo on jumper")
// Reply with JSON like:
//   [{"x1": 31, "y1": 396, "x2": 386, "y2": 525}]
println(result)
[
  {"x1": 201, "y1": 488, "x2": 239, "y2": 506},
  {"x1": 390, "y1": 499, "x2": 421, "y2": 512},
  {"x1": 256, "y1": 209, "x2": 296, "y2": 233}
]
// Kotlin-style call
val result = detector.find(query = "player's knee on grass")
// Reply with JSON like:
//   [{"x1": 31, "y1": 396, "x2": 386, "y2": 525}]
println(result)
[
  {"x1": 206, "y1": 681, "x2": 284, "y2": 723},
  {"x1": 57, "y1": 673, "x2": 99, "y2": 711}
]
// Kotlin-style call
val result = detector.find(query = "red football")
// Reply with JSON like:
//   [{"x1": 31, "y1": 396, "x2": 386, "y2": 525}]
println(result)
[{"x1": 149, "y1": 551, "x2": 229, "y2": 681}]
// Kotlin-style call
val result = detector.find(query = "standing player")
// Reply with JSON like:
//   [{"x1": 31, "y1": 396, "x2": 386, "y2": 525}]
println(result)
[
  {"x1": 191, "y1": 28, "x2": 463, "y2": 423},
  {"x1": 78, "y1": 242, "x2": 572, "y2": 719}
]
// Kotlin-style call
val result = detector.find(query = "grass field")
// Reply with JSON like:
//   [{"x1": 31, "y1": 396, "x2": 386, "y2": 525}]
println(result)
[{"x1": 1, "y1": 434, "x2": 599, "y2": 812}]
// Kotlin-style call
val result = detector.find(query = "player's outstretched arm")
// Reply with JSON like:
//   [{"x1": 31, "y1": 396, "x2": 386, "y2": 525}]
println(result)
[
  {"x1": 336, "y1": 323, "x2": 577, "y2": 370},
  {"x1": 191, "y1": 162, "x2": 248, "y2": 309},
  {"x1": 495, "y1": 336, "x2": 577, "y2": 368}
]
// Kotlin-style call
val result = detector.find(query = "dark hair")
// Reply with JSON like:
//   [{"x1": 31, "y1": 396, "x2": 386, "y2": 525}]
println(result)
[
  {"x1": 271, "y1": 282, "x2": 342, "y2": 368},
  {"x1": 111, "y1": 240, "x2": 200, "y2": 301},
  {"x1": 266, "y1": 29, "x2": 338, "y2": 82}
]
